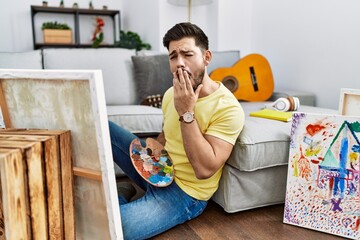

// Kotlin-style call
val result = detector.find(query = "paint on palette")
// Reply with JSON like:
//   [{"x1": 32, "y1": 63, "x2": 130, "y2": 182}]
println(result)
[
  {"x1": 129, "y1": 138, "x2": 174, "y2": 187},
  {"x1": 284, "y1": 113, "x2": 360, "y2": 239}
]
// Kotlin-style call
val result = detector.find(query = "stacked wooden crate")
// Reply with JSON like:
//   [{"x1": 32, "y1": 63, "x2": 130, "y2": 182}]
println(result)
[{"x1": 0, "y1": 129, "x2": 75, "y2": 240}]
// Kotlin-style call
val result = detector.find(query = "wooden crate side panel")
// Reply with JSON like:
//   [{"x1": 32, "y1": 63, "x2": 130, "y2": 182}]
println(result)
[
  {"x1": 0, "y1": 149, "x2": 31, "y2": 240},
  {"x1": 0, "y1": 141, "x2": 48, "y2": 239},
  {"x1": 44, "y1": 137, "x2": 64, "y2": 240},
  {"x1": 59, "y1": 131, "x2": 75, "y2": 240},
  {"x1": 0, "y1": 134, "x2": 50, "y2": 142},
  {"x1": 24, "y1": 141, "x2": 49, "y2": 240}
]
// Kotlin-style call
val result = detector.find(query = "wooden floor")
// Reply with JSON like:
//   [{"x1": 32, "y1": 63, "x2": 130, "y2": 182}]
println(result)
[{"x1": 150, "y1": 200, "x2": 347, "y2": 240}]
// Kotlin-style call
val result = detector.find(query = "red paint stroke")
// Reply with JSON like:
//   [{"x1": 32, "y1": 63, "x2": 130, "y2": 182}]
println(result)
[
  {"x1": 311, "y1": 159, "x2": 320, "y2": 164},
  {"x1": 306, "y1": 124, "x2": 325, "y2": 136},
  {"x1": 329, "y1": 177, "x2": 334, "y2": 195},
  {"x1": 352, "y1": 217, "x2": 360, "y2": 231}
]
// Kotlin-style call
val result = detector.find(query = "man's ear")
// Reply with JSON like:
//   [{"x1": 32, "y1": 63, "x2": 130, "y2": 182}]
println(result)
[{"x1": 204, "y1": 50, "x2": 212, "y2": 66}]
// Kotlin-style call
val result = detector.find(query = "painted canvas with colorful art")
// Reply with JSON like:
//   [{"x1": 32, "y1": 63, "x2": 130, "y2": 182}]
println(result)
[{"x1": 283, "y1": 112, "x2": 360, "y2": 239}]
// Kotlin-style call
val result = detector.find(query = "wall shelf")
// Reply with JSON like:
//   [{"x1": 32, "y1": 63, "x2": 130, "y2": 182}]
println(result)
[{"x1": 31, "y1": 5, "x2": 121, "y2": 49}]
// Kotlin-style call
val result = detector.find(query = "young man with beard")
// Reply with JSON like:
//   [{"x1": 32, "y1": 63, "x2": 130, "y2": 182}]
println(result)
[{"x1": 109, "y1": 22, "x2": 244, "y2": 239}]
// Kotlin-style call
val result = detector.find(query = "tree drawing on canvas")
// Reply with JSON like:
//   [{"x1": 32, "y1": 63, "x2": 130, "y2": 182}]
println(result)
[{"x1": 283, "y1": 113, "x2": 360, "y2": 239}]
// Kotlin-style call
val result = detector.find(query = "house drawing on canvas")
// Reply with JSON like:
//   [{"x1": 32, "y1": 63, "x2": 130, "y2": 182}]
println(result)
[
  {"x1": 317, "y1": 121, "x2": 360, "y2": 202},
  {"x1": 284, "y1": 113, "x2": 360, "y2": 239}
]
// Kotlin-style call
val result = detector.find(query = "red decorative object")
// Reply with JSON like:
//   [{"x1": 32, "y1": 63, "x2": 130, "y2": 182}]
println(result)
[{"x1": 92, "y1": 17, "x2": 104, "y2": 47}]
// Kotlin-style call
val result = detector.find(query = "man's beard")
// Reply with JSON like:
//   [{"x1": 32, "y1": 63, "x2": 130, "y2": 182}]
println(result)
[
  {"x1": 190, "y1": 61, "x2": 206, "y2": 91},
  {"x1": 192, "y1": 70, "x2": 205, "y2": 91}
]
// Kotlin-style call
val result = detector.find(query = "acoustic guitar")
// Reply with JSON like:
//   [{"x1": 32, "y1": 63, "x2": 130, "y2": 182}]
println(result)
[
  {"x1": 210, "y1": 53, "x2": 274, "y2": 102},
  {"x1": 141, "y1": 94, "x2": 163, "y2": 108}
]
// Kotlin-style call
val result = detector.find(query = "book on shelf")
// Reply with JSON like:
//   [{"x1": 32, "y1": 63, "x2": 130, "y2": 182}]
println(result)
[{"x1": 249, "y1": 108, "x2": 293, "y2": 122}]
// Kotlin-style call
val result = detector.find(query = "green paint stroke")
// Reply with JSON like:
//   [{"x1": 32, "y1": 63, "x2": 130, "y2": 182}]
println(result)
[{"x1": 349, "y1": 121, "x2": 360, "y2": 132}]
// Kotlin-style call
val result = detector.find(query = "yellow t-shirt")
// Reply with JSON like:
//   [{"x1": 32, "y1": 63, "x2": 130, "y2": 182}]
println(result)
[{"x1": 162, "y1": 82, "x2": 245, "y2": 200}]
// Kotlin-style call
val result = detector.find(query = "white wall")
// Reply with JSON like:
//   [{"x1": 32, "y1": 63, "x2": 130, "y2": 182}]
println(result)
[
  {"x1": 216, "y1": 0, "x2": 252, "y2": 54},
  {"x1": 1, "y1": 0, "x2": 359, "y2": 109},
  {"x1": 157, "y1": 0, "x2": 219, "y2": 51},
  {"x1": 121, "y1": 0, "x2": 160, "y2": 51},
  {"x1": 250, "y1": 0, "x2": 360, "y2": 109}
]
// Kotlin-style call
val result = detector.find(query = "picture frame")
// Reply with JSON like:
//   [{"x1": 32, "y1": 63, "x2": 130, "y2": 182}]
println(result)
[
  {"x1": 0, "y1": 69, "x2": 123, "y2": 239},
  {"x1": 339, "y1": 88, "x2": 360, "y2": 116},
  {"x1": 283, "y1": 112, "x2": 360, "y2": 239}
]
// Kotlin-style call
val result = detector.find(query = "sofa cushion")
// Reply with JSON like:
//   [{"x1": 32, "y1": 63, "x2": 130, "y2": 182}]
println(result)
[
  {"x1": 0, "y1": 50, "x2": 43, "y2": 69},
  {"x1": 227, "y1": 102, "x2": 338, "y2": 172},
  {"x1": 107, "y1": 105, "x2": 162, "y2": 134},
  {"x1": 132, "y1": 54, "x2": 172, "y2": 104},
  {"x1": 42, "y1": 48, "x2": 137, "y2": 105}
]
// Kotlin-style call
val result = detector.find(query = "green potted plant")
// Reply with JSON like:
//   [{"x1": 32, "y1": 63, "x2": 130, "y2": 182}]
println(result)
[
  {"x1": 114, "y1": 30, "x2": 151, "y2": 51},
  {"x1": 42, "y1": 21, "x2": 72, "y2": 44}
]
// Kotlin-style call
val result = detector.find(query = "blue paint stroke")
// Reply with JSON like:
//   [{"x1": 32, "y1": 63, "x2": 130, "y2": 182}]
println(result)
[
  {"x1": 148, "y1": 175, "x2": 171, "y2": 186},
  {"x1": 352, "y1": 144, "x2": 360, "y2": 153},
  {"x1": 338, "y1": 124, "x2": 349, "y2": 199}
]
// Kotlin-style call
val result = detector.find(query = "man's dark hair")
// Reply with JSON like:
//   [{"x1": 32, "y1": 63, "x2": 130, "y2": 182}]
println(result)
[{"x1": 163, "y1": 22, "x2": 209, "y2": 51}]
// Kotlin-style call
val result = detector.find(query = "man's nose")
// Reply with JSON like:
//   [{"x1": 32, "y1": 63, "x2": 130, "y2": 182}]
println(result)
[{"x1": 175, "y1": 56, "x2": 185, "y2": 68}]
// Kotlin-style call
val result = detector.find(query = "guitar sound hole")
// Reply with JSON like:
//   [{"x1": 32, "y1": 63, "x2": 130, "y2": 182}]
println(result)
[{"x1": 222, "y1": 76, "x2": 238, "y2": 93}]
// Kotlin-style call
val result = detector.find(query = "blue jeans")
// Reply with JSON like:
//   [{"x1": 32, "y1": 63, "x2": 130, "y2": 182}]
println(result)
[{"x1": 108, "y1": 121, "x2": 208, "y2": 240}]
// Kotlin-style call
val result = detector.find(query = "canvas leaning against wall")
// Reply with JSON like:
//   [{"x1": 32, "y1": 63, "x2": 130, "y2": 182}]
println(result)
[
  {"x1": 339, "y1": 88, "x2": 360, "y2": 116},
  {"x1": 283, "y1": 113, "x2": 360, "y2": 239}
]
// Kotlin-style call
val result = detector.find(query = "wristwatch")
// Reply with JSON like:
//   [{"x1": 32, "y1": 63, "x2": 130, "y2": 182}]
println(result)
[{"x1": 179, "y1": 112, "x2": 194, "y2": 123}]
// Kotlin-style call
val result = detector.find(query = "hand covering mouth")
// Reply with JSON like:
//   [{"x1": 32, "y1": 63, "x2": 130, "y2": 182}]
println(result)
[{"x1": 177, "y1": 68, "x2": 192, "y2": 78}]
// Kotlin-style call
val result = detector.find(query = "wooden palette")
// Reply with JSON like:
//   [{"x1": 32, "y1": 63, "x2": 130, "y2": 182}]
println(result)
[{"x1": 129, "y1": 138, "x2": 174, "y2": 187}]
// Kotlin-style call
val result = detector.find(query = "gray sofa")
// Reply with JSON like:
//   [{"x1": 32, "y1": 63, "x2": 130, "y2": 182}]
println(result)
[{"x1": 0, "y1": 48, "x2": 337, "y2": 213}]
